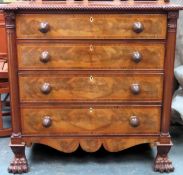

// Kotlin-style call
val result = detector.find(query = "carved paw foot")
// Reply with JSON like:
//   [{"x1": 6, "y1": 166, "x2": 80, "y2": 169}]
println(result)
[
  {"x1": 8, "y1": 157, "x2": 29, "y2": 174},
  {"x1": 154, "y1": 155, "x2": 174, "y2": 173}
]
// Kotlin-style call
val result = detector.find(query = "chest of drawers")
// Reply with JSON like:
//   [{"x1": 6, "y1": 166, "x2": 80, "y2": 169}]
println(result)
[{"x1": 1, "y1": 1, "x2": 183, "y2": 174}]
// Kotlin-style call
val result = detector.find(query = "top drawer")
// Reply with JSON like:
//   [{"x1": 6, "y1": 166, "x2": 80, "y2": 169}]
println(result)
[{"x1": 16, "y1": 14, "x2": 167, "y2": 39}]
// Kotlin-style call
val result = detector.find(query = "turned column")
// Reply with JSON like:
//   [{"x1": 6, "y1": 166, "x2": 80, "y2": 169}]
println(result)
[
  {"x1": 5, "y1": 11, "x2": 22, "y2": 140},
  {"x1": 5, "y1": 11, "x2": 29, "y2": 174},
  {"x1": 154, "y1": 11, "x2": 179, "y2": 173}
]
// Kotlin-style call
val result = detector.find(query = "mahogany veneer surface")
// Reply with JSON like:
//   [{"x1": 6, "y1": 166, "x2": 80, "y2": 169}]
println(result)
[
  {"x1": 16, "y1": 14, "x2": 167, "y2": 39},
  {"x1": 0, "y1": 12, "x2": 7, "y2": 55},
  {"x1": 17, "y1": 43, "x2": 165, "y2": 70},
  {"x1": 21, "y1": 106, "x2": 161, "y2": 135},
  {"x1": 19, "y1": 73, "x2": 163, "y2": 102}
]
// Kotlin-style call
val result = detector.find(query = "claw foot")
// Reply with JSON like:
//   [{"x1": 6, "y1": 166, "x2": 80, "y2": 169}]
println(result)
[
  {"x1": 8, "y1": 157, "x2": 29, "y2": 174},
  {"x1": 154, "y1": 155, "x2": 174, "y2": 173}
]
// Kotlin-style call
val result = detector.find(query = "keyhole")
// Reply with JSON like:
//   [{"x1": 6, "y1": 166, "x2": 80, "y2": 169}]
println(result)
[
  {"x1": 90, "y1": 17, "x2": 94, "y2": 23},
  {"x1": 89, "y1": 75, "x2": 94, "y2": 81},
  {"x1": 89, "y1": 107, "x2": 93, "y2": 113},
  {"x1": 90, "y1": 45, "x2": 94, "y2": 52}
]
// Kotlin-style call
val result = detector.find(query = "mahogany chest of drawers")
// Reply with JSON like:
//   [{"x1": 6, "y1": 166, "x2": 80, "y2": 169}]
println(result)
[{"x1": 1, "y1": 1, "x2": 183, "y2": 174}]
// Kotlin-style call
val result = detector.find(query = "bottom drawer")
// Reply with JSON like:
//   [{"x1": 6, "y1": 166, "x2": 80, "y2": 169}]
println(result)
[{"x1": 21, "y1": 106, "x2": 161, "y2": 135}]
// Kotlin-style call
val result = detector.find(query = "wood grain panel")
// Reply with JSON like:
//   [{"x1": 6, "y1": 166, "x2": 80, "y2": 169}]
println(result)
[
  {"x1": 19, "y1": 73, "x2": 163, "y2": 102},
  {"x1": 17, "y1": 43, "x2": 165, "y2": 70},
  {"x1": 16, "y1": 14, "x2": 167, "y2": 39},
  {"x1": 0, "y1": 13, "x2": 7, "y2": 55},
  {"x1": 21, "y1": 106, "x2": 161, "y2": 135},
  {"x1": 24, "y1": 137, "x2": 159, "y2": 153}
]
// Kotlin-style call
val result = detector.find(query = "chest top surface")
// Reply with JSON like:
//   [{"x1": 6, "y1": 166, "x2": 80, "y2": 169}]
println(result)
[{"x1": 0, "y1": 1, "x2": 183, "y2": 11}]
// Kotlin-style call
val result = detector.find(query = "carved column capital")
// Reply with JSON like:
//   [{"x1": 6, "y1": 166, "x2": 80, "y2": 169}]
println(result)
[
  {"x1": 167, "y1": 11, "x2": 179, "y2": 33},
  {"x1": 4, "y1": 11, "x2": 16, "y2": 29}
]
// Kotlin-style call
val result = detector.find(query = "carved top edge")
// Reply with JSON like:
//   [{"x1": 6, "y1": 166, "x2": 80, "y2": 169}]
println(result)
[{"x1": 0, "y1": 1, "x2": 183, "y2": 11}]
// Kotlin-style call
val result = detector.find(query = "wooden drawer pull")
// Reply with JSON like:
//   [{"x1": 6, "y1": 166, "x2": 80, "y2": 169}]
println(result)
[
  {"x1": 40, "y1": 83, "x2": 52, "y2": 94},
  {"x1": 129, "y1": 116, "x2": 140, "y2": 127},
  {"x1": 132, "y1": 22, "x2": 144, "y2": 33},
  {"x1": 39, "y1": 22, "x2": 50, "y2": 33},
  {"x1": 42, "y1": 116, "x2": 52, "y2": 128},
  {"x1": 132, "y1": 51, "x2": 142, "y2": 63},
  {"x1": 40, "y1": 51, "x2": 50, "y2": 63},
  {"x1": 131, "y1": 83, "x2": 141, "y2": 95}
]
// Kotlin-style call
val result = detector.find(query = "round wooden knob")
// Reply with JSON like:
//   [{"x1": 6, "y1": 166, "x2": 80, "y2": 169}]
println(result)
[
  {"x1": 129, "y1": 116, "x2": 140, "y2": 127},
  {"x1": 40, "y1": 51, "x2": 50, "y2": 63},
  {"x1": 42, "y1": 116, "x2": 52, "y2": 128},
  {"x1": 132, "y1": 22, "x2": 144, "y2": 33},
  {"x1": 132, "y1": 51, "x2": 142, "y2": 63},
  {"x1": 131, "y1": 84, "x2": 141, "y2": 95},
  {"x1": 39, "y1": 22, "x2": 50, "y2": 33},
  {"x1": 40, "y1": 83, "x2": 52, "y2": 94}
]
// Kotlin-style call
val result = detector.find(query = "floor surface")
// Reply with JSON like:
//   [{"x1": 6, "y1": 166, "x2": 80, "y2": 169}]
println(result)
[{"x1": 0, "y1": 125, "x2": 183, "y2": 175}]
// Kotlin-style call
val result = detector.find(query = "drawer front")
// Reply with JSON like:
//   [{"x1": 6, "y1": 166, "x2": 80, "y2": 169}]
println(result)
[
  {"x1": 19, "y1": 74, "x2": 163, "y2": 102},
  {"x1": 0, "y1": 13, "x2": 7, "y2": 54},
  {"x1": 21, "y1": 106, "x2": 161, "y2": 135},
  {"x1": 17, "y1": 43, "x2": 165, "y2": 70},
  {"x1": 16, "y1": 14, "x2": 167, "y2": 39}
]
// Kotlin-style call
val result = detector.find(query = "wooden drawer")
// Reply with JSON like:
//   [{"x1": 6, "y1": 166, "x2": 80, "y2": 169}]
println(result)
[
  {"x1": 16, "y1": 14, "x2": 167, "y2": 39},
  {"x1": 21, "y1": 106, "x2": 161, "y2": 135},
  {"x1": 19, "y1": 73, "x2": 163, "y2": 102},
  {"x1": 0, "y1": 13, "x2": 7, "y2": 54},
  {"x1": 17, "y1": 43, "x2": 165, "y2": 70}
]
